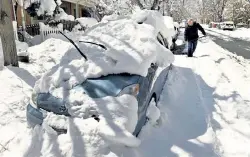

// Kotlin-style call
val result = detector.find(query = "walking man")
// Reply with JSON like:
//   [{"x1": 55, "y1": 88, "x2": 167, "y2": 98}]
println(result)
[{"x1": 184, "y1": 19, "x2": 206, "y2": 57}]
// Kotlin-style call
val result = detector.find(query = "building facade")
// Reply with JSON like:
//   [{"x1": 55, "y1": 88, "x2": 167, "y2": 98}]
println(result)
[{"x1": 13, "y1": 0, "x2": 96, "y2": 27}]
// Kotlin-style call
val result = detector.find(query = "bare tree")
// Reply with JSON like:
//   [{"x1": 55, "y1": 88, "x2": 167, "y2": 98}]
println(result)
[
  {"x1": 225, "y1": 0, "x2": 250, "y2": 23},
  {"x1": 0, "y1": 0, "x2": 19, "y2": 67}
]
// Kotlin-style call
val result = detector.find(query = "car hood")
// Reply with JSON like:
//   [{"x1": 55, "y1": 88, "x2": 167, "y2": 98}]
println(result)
[
  {"x1": 76, "y1": 74, "x2": 140, "y2": 98},
  {"x1": 37, "y1": 74, "x2": 140, "y2": 115}
]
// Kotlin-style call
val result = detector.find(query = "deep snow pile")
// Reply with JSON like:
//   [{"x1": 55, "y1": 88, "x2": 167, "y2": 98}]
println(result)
[
  {"x1": 76, "y1": 17, "x2": 98, "y2": 28},
  {"x1": 131, "y1": 10, "x2": 175, "y2": 47},
  {"x1": 21, "y1": 38, "x2": 74, "y2": 79},
  {"x1": 204, "y1": 25, "x2": 250, "y2": 41}
]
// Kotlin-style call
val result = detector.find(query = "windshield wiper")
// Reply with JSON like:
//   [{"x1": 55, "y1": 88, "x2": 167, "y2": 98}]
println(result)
[
  {"x1": 59, "y1": 31, "x2": 87, "y2": 60},
  {"x1": 79, "y1": 41, "x2": 107, "y2": 50}
]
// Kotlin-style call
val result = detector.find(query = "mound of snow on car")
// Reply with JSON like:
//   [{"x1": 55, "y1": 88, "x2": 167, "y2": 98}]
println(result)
[
  {"x1": 15, "y1": 17, "x2": 174, "y2": 156},
  {"x1": 35, "y1": 18, "x2": 174, "y2": 94},
  {"x1": 131, "y1": 10, "x2": 176, "y2": 47}
]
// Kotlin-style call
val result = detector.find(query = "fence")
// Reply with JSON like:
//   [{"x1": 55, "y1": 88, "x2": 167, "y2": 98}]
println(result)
[
  {"x1": 16, "y1": 20, "x2": 85, "y2": 42},
  {"x1": 39, "y1": 22, "x2": 63, "y2": 41}
]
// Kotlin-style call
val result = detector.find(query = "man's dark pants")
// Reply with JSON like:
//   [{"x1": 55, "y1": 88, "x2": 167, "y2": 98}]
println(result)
[{"x1": 187, "y1": 40, "x2": 198, "y2": 57}]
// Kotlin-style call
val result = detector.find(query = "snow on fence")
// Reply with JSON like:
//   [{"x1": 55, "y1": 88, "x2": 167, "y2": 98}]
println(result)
[
  {"x1": 39, "y1": 22, "x2": 63, "y2": 41},
  {"x1": 15, "y1": 20, "x2": 85, "y2": 43}
]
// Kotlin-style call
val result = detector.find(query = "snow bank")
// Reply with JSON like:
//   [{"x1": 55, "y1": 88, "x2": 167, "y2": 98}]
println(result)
[
  {"x1": 76, "y1": 17, "x2": 98, "y2": 28},
  {"x1": 22, "y1": 37, "x2": 75, "y2": 79}
]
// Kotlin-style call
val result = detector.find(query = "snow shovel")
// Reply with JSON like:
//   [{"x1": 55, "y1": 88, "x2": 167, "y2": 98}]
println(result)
[{"x1": 173, "y1": 36, "x2": 207, "y2": 55}]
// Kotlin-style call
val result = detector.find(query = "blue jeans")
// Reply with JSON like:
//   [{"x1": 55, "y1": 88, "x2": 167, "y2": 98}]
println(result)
[{"x1": 188, "y1": 40, "x2": 198, "y2": 57}]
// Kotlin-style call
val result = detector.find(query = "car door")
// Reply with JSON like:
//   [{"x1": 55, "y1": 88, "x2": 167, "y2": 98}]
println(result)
[{"x1": 134, "y1": 63, "x2": 158, "y2": 136}]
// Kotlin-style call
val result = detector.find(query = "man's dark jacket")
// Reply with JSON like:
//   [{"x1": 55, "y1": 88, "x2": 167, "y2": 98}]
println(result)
[{"x1": 184, "y1": 22, "x2": 206, "y2": 41}]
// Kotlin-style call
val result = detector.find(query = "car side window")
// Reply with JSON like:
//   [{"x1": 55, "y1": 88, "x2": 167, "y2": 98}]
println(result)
[{"x1": 157, "y1": 33, "x2": 168, "y2": 48}]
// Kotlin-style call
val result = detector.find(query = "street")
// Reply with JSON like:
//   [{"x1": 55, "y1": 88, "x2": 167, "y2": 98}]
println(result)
[{"x1": 205, "y1": 28, "x2": 250, "y2": 59}]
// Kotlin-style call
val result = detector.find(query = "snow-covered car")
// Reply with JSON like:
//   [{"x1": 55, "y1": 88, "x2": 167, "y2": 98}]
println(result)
[
  {"x1": 16, "y1": 40, "x2": 29, "y2": 63},
  {"x1": 26, "y1": 18, "x2": 174, "y2": 137},
  {"x1": 163, "y1": 16, "x2": 179, "y2": 42},
  {"x1": 219, "y1": 21, "x2": 235, "y2": 30}
]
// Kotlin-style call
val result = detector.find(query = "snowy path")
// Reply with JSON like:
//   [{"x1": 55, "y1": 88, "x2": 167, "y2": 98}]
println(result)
[
  {"x1": 134, "y1": 38, "x2": 250, "y2": 157},
  {"x1": 136, "y1": 57, "x2": 219, "y2": 157}
]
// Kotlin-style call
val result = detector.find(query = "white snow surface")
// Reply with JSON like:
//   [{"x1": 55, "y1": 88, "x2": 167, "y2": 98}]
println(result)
[
  {"x1": 174, "y1": 22, "x2": 180, "y2": 29},
  {"x1": 203, "y1": 25, "x2": 250, "y2": 41},
  {"x1": 163, "y1": 16, "x2": 176, "y2": 37},
  {"x1": 2, "y1": 24, "x2": 250, "y2": 157},
  {"x1": 76, "y1": 17, "x2": 98, "y2": 28},
  {"x1": 131, "y1": 10, "x2": 175, "y2": 47},
  {"x1": 54, "y1": 8, "x2": 75, "y2": 21},
  {"x1": 36, "y1": 0, "x2": 58, "y2": 16}
]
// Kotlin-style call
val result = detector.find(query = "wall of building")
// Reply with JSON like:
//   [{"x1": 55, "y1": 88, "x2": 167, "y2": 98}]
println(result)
[{"x1": 14, "y1": 0, "x2": 93, "y2": 27}]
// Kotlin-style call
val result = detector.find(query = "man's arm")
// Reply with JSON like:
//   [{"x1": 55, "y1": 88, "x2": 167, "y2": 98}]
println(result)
[{"x1": 197, "y1": 23, "x2": 206, "y2": 36}]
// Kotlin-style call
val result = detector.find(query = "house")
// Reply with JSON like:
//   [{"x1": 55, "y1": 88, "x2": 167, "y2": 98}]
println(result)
[{"x1": 12, "y1": 0, "x2": 98, "y2": 27}]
